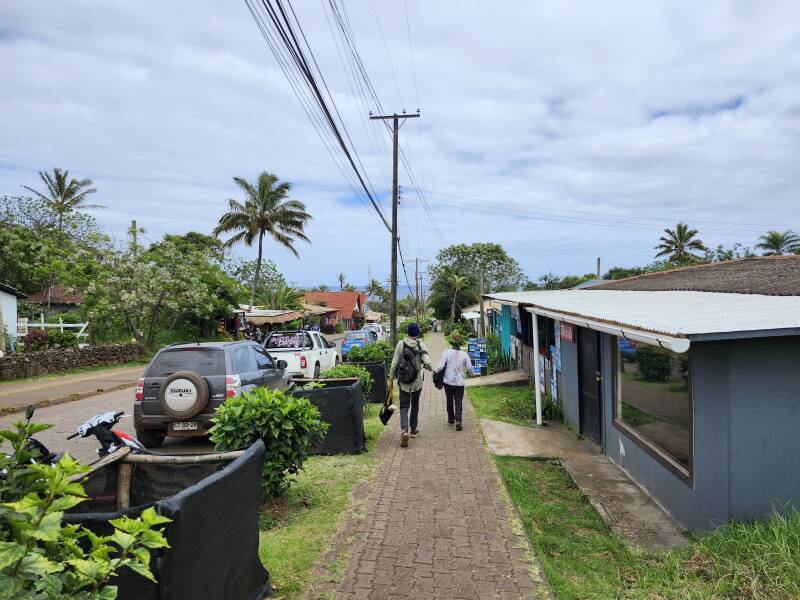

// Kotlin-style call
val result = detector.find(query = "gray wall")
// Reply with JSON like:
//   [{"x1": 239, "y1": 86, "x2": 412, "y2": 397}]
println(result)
[
  {"x1": 560, "y1": 336, "x2": 580, "y2": 431},
  {"x1": 728, "y1": 336, "x2": 800, "y2": 520}
]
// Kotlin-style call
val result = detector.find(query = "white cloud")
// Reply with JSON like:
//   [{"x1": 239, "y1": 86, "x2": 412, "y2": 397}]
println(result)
[{"x1": 1, "y1": 0, "x2": 799, "y2": 286}]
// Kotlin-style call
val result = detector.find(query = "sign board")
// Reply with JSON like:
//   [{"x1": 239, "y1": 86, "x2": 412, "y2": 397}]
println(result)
[
  {"x1": 560, "y1": 322, "x2": 576, "y2": 344},
  {"x1": 468, "y1": 337, "x2": 487, "y2": 376}
]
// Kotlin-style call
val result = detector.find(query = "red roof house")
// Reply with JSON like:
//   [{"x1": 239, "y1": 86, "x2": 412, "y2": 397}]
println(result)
[{"x1": 301, "y1": 291, "x2": 367, "y2": 329}]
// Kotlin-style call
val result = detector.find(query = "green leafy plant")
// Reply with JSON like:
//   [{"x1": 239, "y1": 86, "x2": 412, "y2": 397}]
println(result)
[
  {"x1": 46, "y1": 331, "x2": 79, "y2": 349},
  {"x1": 635, "y1": 346, "x2": 672, "y2": 382},
  {"x1": 345, "y1": 341, "x2": 393, "y2": 369},
  {"x1": 486, "y1": 333, "x2": 510, "y2": 374},
  {"x1": 209, "y1": 388, "x2": 329, "y2": 497},
  {"x1": 0, "y1": 418, "x2": 170, "y2": 598},
  {"x1": 318, "y1": 364, "x2": 373, "y2": 399},
  {"x1": 442, "y1": 319, "x2": 472, "y2": 338},
  {"x1": 301, "y1": 381, "x2": 324, "y2": 390}
]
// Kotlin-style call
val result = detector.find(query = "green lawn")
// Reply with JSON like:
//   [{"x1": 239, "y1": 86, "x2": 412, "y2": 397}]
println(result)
[
  {"x1": 468, "y1": 384, "x2": 535, "y2": 427},
  {"x1": 258, "y1": 404, "x2": 385, "y2": 599},
  {"x1": 497, "y1": 457, "x2": 800, "y2": 599}
]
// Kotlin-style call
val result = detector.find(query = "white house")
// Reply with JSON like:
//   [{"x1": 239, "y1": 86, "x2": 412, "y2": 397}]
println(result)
[{"x1": 0, "y1": 282, "x2": 25, "y2": 354}]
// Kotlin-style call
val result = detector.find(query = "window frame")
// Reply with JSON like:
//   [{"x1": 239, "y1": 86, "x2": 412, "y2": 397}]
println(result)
[{"x1": 612, "y1": 341, "x2": 694, "y2": 486}]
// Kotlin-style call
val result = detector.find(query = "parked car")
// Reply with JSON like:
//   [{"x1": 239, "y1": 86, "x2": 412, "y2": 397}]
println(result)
[
  {"x1": 363, "y1": 323, "x2": 385, "y2": 341},
  {"x1": 342, "y1": 330, "x2": 377, "y2": 360},
  {"x1": 133, "y1": 341, "x2": 291, "y2": 447},
  {"x1": 263, "y1": 330, "x2": 338, "y2": 379},
  {"x1": 618, "y1": 338, "x2": 637, "y2": 362}
]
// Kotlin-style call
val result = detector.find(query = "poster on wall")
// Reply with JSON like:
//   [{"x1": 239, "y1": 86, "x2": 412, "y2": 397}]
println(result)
[
  {"x1": 538, "y1": 354, "x2": 546, "y2": 393},
  {"x1": 468, "y1": 337, "x2": 487, "y2": 376},
  {"x1": 560, "y1": 322, "x2": 576, "y2": 343},
  {"x1": 554, "y1": 321, "x2": 562, "y2": 372}
]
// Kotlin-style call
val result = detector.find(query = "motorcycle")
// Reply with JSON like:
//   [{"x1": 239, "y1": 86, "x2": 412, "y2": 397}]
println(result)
[{"x1": 9, "y1": 406, "x2": 148, "y2": 467}]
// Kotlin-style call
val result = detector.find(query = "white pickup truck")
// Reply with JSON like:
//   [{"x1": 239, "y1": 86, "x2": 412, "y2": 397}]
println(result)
[{"x1": 262, "y1": 330, "x2": 339, "y2": 379}]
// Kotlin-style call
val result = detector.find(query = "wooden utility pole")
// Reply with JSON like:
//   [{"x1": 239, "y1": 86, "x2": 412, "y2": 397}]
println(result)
[
  {"x1": 478, "y1": 272, "x2": 486, "y2": 338},
  {"x1": 415, "y1": 257, "x2": 420, "y2": 322},
  {"x1": 370, "y1": 110, "x2": 420, "y2": 345}
]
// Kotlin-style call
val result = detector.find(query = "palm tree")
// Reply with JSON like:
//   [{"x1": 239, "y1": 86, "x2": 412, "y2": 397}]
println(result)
[
  {"x1": 449, "y1": 273, "x2": 468, "y2": 320},
  {"x1": 213, "y1": 172, "x2": 311, "y2": 308},
  {"x1": 262, "y1": 283, "x2": 301, "y2": 310},
  {"x1": 314, "y1": 284, "x2": 330, "y2": 292},
  {"x1": 22, "y1": 168, "x2": 101, "y2": 230},
  {"x1": 337, "y1": 273, "x2": 347, "y2": 291},
  {"x1": 755, "y1": 230, "x2": 800, "y2": 256},
  {"x1": 366, "y1": 278, "x2": 386, "y2": 301},
  {"x1": 654, "y1": 223, "x2": 707, "y2": 263}
]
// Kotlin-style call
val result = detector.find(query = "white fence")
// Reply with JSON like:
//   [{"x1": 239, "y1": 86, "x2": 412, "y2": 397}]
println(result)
[{"x1": 17, "y1": 315, "x2": 89, "y2": 346}]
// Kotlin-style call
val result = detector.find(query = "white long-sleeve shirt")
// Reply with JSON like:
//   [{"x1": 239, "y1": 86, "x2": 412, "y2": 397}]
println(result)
[{"x1": 435, "y1": 348, "x2": 473, "y2": 387}]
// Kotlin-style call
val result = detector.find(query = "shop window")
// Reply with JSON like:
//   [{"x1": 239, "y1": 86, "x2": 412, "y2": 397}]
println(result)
[{"x1": 613, "y1": 339, "x2": 692, "y2": 479}]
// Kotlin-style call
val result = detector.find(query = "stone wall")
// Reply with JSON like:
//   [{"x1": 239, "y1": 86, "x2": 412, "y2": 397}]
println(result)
[{"x1": 0, "y1": 343, "x2": 145, "y2": 380}]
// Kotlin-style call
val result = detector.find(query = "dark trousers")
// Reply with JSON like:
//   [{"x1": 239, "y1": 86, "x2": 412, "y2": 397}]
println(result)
[
  {"x1": 399, "y1": 388, "x2": 422, "y2": 431},
  {"x1": 444, "y1": 384, "x2": 464, "y2": 423}
]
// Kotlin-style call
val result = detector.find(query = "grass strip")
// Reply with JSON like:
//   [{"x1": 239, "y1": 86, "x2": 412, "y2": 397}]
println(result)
[
  {"x1": 258, "y1": 405, "x2": 385, "y2": 599},
  {"x1": 0, "y1": 358, "x2": 150, "y2": 387}
]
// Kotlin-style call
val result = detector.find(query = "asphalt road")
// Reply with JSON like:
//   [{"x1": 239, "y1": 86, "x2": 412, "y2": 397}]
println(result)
[{"x1": 0, "y1": 386, "x2": 214, "y2": 464}]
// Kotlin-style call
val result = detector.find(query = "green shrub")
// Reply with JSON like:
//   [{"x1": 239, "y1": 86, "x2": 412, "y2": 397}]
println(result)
[
  {"x1": 318, "y1": 364, "x2": 373, "y2": 399},
  {"x1": 497, "y1": 389, "x2": 562, "y2": 423},
  {"x1": 20, "y1": 329, "x2": 50, "y2": 352},
  {"x1": 209, "y1": 388, "x2": 329, "y2": 497},
  {"x1": 486, "y1": 333, "x2": 510, "y2": 374},
  {"x1": 0, "y1": 418, "x2": 170, "y2": 598},
  {"x1": 635, "y1": 346, "x2": 672, "y2": 381},
  {"x1": 345, "y1": 340, "x2": 393, "y2": 369},
  {"x1": 443, "y1": 319, "x2": 472, "y2": 337},
  {"x1": 47, "y1": 330, "x2": 79, "y2": 349},
  {"x1": 334, "y1": 322, "x2": 344, "y2": 334}
]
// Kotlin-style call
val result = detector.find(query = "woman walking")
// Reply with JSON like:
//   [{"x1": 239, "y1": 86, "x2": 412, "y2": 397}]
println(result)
[
  {"x1": 389, "y1": 323, "x2": 432, "y2": 447},
  {"x1": 435, "y1": 332, "x2": 474, "y2": 431}
]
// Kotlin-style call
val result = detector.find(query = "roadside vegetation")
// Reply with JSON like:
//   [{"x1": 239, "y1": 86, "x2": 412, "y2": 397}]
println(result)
[
  {"x1": 470, "y1": 384, "x2": 800, "y2": 599},
  {"x1": 257, "y1": 404, "x2": 384, "y2": 599}
]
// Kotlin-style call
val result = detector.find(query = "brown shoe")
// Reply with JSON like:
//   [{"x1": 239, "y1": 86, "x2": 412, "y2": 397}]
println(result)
[
  {"x1": 455, "y1": 422, "x2": 463, "y2": 431},
  {"x1": 401, "y1": 431, "x2": 409, "y2": 447},
  {"x1": 410, "y1": 429, "x2": 419, "y2": 437}
]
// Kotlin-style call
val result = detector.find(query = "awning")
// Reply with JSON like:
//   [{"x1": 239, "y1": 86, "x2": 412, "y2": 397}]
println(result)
[{"x1": 526, "y1": 306, "x2": 690, "y2": 353}]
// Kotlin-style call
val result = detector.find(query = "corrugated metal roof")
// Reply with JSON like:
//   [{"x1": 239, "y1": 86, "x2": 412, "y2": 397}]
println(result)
[{"x1": 485, "y1": 290, "x2": 800, "y2": 339}]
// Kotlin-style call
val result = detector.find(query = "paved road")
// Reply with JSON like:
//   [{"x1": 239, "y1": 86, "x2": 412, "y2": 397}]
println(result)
[{"x1": 0, "y1": 386, "x2": 213, "y2": 464}]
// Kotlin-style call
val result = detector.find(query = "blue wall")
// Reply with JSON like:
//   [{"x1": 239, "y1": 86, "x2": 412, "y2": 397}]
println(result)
[
  {"x1": 500, "y1": 304, "x2": 512, "y2": 356},
  {"x1": 557, "y1": 329, "x2": 800, "y2": 531}
]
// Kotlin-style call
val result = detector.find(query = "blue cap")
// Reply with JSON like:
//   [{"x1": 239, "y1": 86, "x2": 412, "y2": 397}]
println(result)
[{"x1": 407, "y1": 323, "x2": 421, "y2": 337}]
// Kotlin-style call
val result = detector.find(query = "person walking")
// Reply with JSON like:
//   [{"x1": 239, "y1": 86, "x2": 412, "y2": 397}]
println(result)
[
  {"x1": 435, "y1": 332, "x2": 474, "y2": 431},
  {"x1": 390, "y1": 322, "x2": 432, "y2": 447}
]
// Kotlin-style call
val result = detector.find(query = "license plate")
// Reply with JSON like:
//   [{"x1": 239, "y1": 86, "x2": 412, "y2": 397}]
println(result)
[{"x1": 172, "y1": 421, "x2": 199, "y2": 431}]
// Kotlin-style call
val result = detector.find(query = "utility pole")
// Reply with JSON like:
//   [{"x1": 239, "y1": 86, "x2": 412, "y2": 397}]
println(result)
[
  {"x1": 478, "y1": 272, "x2": 486, "y2": 338},
  {"x1": 415, "y1": 257, "x2": 420, "y2": 322},
  {"x1": 370, "y1": 110, "x2": 420, "y2": 345},
  {"x1": 596, "y1": 257, "x2": 601, "y2": 279}
]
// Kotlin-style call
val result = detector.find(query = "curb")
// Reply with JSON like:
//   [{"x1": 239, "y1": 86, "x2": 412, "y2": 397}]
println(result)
[{"x1": 0, "y1": 381, "x2": 137, "y2": 415}]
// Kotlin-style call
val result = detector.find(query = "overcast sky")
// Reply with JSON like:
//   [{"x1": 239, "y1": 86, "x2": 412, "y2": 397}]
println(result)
[{"x1": 2, "y1": 1, "x2": 799, "y2": 288}]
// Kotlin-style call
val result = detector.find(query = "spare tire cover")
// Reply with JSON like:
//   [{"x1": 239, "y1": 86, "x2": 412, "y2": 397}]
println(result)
[{"x1": 159, "y1": 370, "x2": 209, "y2": 419}]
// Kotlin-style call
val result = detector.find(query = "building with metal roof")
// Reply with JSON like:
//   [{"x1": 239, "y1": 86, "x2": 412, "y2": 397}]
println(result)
[{"x1": 484, "y1": 259, "x2": 800, "y2": 531}]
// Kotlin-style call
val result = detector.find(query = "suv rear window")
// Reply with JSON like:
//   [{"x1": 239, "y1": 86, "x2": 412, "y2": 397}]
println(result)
[
  {"x1": 147, "y1": 348, "x2": 226, "y2": 377},
  {"x1": 346, "y1": 332, "x2": 368, "y2": 340},
  {"x1": 265, "y1": 332, "x2": 309, "y2": 349}
]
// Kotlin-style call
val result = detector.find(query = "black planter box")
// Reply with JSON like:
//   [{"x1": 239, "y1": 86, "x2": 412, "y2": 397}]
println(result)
[
  {"x1": 64, "y1": 442, "x2": 272, "y2": 600},
  {"x1": 348, "y1": 360, "x2": 388, "y2": 403},
  {"x1": 291, "y1": 378, "x2": 366, "y2": 454}
]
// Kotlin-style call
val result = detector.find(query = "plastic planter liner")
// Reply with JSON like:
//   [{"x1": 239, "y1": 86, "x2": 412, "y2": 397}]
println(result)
[
  {"x1": 347, "y1": 360, "x2": 388, "y2": 404},
  {"x1": 64, "y1": 442, "x2": 272, "y2": 600},
  {"x1": 292, "y1": 378, "x2": 366, "y2": 454}
]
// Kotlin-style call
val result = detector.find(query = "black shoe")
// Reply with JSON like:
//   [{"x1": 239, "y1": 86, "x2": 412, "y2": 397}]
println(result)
[
  {"x1": 455, "y1": 422, "x2": 463, "y2": 431},
  {"x1": 447, "y1": 421, "x2": 454, "y2": 426}
]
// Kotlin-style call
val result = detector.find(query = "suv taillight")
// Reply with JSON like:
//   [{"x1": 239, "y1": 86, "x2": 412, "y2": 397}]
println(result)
[
  {"x1": 300, "y1": 356, "x2": 307, "y2": 369},
  {"x1": 135, "y1": 378, "x2": 144, "y2": 401},
  {"x1": 226, "y1": 374, "x2": 241, "y2": 398}
]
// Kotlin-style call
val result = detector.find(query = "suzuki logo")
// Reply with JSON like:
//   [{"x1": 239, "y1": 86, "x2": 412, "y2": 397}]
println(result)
[{"x1": 170, "y1": 388, "x2": 192, "y2": 394}]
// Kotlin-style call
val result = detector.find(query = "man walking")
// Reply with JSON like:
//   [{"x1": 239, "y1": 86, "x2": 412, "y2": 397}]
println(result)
[
  {"x1": 390, "y1": 322, "x2": 432, "y2": 447},
  {"x1": 435, "y1": 332, "x2": 473, "y2": 431}
]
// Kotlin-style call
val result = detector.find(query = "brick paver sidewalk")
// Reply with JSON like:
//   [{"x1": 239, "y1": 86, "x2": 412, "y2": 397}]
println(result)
[{"x1": 308, "y1": 333, "x2": 547, "y2": 599}]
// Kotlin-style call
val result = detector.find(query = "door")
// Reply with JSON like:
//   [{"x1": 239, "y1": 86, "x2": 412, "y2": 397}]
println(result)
[
  {"x1": 578, "y1": 329, "x2": 602, "y2": 445},
  {"x1": 314, "y1": 333, "x2": 334, "y2": 369},
  {"x1": 233, "y1": 345, "x2": 260, "y2": 393}
]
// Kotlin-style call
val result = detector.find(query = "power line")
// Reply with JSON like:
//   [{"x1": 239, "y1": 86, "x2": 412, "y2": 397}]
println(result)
[
  {"x1": 369, "y1": 0, "x2": 405, "y2": 108},
  {"x1": 244, "y1": 0, "x2": 391, "y2": 232}
]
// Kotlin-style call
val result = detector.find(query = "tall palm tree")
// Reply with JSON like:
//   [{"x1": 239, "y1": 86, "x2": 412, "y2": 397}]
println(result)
[
  {"x1": 449, "y1": 273, "x2": 468, "y2": 320},
  {"x1": 262, "y1": 283, "x2": 301, "y2": 310},
  {"x1": 755, "y1": 230, "x2": 800, "y2": 256},
  {"x1": 366, "y1": 278, "x2": 386, "y2": 301},
  {"x1": 654, "y1": 223, "x2": 707, "y2": 263},
  {"x1": 337, "y1": 272, "x2": 347, "y2": 291},
  {"x1": 22, "y1": 168, "x2": 101, "y2": 230},
  {"x1": 213, "y1": 171, "x2": 311, "y2": 308}
]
